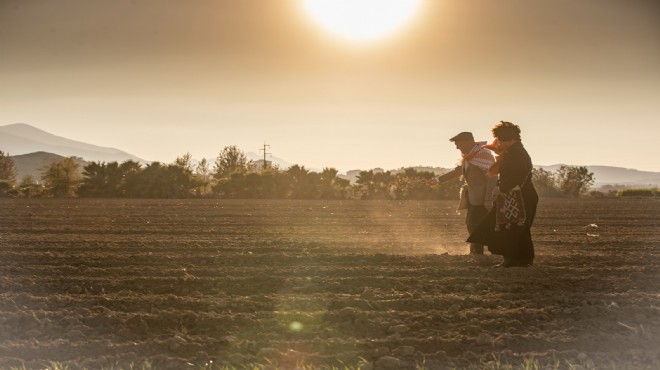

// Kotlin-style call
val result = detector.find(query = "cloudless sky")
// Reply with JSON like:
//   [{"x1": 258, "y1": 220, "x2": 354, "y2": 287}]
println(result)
[{"x1": 1, "y1": 0, "x2": 659, "y2": 172}]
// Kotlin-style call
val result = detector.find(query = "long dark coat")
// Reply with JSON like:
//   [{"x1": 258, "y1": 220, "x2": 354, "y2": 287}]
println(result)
[{"x1": 467, "y1": 142, "x2": 538, "y2": 260}]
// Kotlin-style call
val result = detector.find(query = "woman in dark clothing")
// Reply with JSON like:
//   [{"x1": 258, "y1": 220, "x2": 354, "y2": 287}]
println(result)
[{"x1": 467, "y1": 121, "x2": 539, "y2": 267}]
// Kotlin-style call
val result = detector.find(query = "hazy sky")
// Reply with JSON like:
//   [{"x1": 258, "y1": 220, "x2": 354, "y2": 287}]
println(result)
[{"x1": 1, "y1": 0, "x2": 659, "y2": 172}]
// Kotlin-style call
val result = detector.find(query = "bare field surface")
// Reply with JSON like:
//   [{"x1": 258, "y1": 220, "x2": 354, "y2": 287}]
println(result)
[{"x1": 0, "y1": 198, "x2": 658, "y2": 369}]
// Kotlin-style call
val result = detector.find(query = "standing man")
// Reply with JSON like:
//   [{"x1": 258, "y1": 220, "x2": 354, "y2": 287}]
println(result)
[{"x1": 436, "y1": 132, "x2": 497, "y2": 255}]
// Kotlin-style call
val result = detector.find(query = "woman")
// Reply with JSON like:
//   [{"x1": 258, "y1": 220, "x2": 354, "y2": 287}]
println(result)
[{"x1": 467, "y1": 121, "x2": 538, "y2": 267}]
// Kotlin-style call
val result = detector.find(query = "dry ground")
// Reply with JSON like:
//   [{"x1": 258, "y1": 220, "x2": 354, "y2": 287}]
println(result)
[{"x1": 0, "y1": 198, "x2": 658, "y2": 369}]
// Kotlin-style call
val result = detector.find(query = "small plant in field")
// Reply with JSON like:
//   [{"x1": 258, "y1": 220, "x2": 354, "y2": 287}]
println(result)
[
  {"x1": 549, "y1": 354, "x2": 561, "y2": 370},
  {"x1": 39, "y1": 362, "x2": 72, "y2": 370},
  {"x1": 520, "y1": 356, "x2": 540, "y2": 370},
  {"x1": 415, "y1": 355, "x2": 427, "y2": 370},
  {"x1": 130, "y1": 361, "x2": 154, "y2": 370},
  {"x1": 479, "y1": 353, "x2": 513, "y2": 370}
]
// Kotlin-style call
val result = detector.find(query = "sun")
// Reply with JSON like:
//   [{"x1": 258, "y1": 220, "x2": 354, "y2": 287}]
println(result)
[{"x1": 302, "y1": 0, "x2": 424, "y2": 42}]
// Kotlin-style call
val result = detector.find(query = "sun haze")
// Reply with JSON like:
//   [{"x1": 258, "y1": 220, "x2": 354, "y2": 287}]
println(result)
[
  {"x1": 301, "y1": 0, "x2": 424, "y2": 42},
  {"x1": 0, "y1": 0, "x2": 659, "y2": 172}
]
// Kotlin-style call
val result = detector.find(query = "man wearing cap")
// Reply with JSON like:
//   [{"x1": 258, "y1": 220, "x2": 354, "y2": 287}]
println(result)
[{"x1": 436, "y1": 132, "x2": 497, "y2": 255}]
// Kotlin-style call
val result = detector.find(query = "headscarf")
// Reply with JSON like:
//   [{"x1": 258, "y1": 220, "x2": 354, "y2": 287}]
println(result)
[{"x1": 461, "y1": 141, "x2": 495, "y2": 172}]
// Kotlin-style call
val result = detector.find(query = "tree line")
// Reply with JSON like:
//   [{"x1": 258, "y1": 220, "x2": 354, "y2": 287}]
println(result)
[{"x1": 1, "y1": 148, "x2": 594, "y2": 199}]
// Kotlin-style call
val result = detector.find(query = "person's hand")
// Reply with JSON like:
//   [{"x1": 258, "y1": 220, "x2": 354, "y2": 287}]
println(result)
[{"x1": 484, "y1": 202, "x2": 493, "y2": 211}]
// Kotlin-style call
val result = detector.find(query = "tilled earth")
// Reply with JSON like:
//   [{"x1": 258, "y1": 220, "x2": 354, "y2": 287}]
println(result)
[{"x1": 0, "y1": 198, "x2": 658, "y2": 369}]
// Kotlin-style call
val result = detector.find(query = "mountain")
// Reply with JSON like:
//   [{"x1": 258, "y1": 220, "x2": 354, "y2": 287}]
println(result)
[
  {"x1": 11, "y1": 152, "x2": 87, "y2": 182},
  {"x1": 0, "y1": 123, "x2": 146, "y2": 163}
]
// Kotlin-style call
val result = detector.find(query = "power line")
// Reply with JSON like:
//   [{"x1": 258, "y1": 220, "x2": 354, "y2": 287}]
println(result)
[{"x1": 260, "y1": 142, "x2": 271, "y2": 170}]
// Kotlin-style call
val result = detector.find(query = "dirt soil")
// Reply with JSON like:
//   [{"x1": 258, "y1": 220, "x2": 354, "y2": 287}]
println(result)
[{"x1": 0, "y1": 198, "x2": 658, "y2": 369}]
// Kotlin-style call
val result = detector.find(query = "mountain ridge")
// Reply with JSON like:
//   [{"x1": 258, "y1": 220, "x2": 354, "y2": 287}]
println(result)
[{"x1": 0, "y1": 123, "x2": 146, "y2": 163}]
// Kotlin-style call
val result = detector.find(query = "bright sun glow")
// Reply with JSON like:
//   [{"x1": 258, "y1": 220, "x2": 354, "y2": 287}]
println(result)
[{"x1": 303, "y1": 0, "x2": 423, "y2": 42}]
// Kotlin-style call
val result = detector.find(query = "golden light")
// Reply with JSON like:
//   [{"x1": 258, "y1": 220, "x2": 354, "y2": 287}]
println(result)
[{"x1": 302, "y1": 0, "x2": 424, "y2": 42}]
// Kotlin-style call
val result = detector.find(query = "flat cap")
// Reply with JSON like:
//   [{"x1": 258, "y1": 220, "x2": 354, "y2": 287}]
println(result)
[{"x1": 449, "y1": 131, "x2": 474, "y2": 142}]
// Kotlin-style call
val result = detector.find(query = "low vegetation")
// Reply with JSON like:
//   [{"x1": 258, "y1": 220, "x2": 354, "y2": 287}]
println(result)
[
  {"x1": 617, "y1": 188, "x2": 659, "y2": 198},
  {"x1": 2, "y1": 147, "x2": 597, "y2": 199}
]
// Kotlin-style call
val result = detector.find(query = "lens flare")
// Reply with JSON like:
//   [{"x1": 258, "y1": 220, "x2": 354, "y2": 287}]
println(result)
[{"x1": 303, "y1": 0, "x2": 423, "y2": 42}]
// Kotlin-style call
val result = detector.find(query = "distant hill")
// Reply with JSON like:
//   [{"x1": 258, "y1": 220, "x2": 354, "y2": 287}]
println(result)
[
  {"x1": 11, "y1": 152, "x2": 87, "y2": 182},
  {"x1": 0, "y1": 123, "x2": 146, "y2": 163}
]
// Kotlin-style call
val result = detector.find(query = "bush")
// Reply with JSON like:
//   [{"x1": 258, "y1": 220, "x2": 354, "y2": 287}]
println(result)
[
  {"x1": 0, "y1": 180, "x2": 14, "y2": 197},
  {"x1": 617, "y1": 188, "x2": 658, "y2": 197}
]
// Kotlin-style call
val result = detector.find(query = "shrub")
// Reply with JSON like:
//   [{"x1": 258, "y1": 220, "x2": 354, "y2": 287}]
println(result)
[{"x1": 617, "y1": 188, "x2": 658, "y2": 197}]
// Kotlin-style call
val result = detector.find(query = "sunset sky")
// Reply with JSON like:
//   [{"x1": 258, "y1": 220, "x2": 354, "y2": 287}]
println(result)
[{"x1": 1, "y1": 0, "x2": 659, "y2": 172}]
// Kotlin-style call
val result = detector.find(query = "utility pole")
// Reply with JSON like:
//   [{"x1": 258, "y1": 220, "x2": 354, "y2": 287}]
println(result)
[{"x1": 260, "y1": 142, "x2": 271, "y2": 170}]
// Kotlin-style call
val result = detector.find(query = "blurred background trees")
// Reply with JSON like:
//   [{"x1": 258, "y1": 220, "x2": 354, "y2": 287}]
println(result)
[
  {"x1": 1, "y1": 146, "x2": 599, "y2": 199},
  {"x1": 556, "y1": 165, "x2": 595, "y2": 197},
  {"x1": 531, "y1": 165, "x2": 595, "y2": 198}
]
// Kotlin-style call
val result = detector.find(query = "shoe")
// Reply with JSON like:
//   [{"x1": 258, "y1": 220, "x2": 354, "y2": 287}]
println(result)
[
  {"x1": 493, "y1": 258, "x2": 533, "y2": 268},
  {"x1": 492, "y1": 260, "x2": 506, "y2": 268},
  {"x1": 501, "y1": 259, "x2": 519, "y2": 268}
]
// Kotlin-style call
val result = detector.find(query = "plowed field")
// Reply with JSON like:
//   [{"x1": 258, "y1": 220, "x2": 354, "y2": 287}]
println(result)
[{"x1": 0, "y1": 198, "x2": 658, "y2": 369}]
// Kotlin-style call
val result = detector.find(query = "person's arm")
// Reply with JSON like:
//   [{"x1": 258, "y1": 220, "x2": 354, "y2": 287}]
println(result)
[{"x1": 435, "y1": 166, "x2": 461, "y2": 184}]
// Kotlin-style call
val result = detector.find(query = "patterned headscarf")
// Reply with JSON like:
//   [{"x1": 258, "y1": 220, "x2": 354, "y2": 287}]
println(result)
[{"x1": 461, "y1": 142, "x2": 495, "y2": 172}]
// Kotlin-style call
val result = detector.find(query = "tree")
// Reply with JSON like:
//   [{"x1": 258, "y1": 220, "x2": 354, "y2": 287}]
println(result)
[
  {"x1": 78, "y1": 161, "x2": 108, "y2": 197},
  {"x1": 18, "y1": 176, "x2": 42, "y2": 197},
  {"x1": 319, "y1": 167, "x2": 350, "y2": 199},
  {"x1": 79, "y1": 160, "x2": 145, "y2": 197},
  {"x1": 556, "y1": 165, "x2": 595, "y2": 197},
  {"x1": 171, "y1": 153, "x2": 203, "y2": 197},
  {"x1": 194, "y1": 158, "x2": 213, "y2": 197},
  {"x1": 118, "y1": 160, "x2": 143, "y2": 197},
  {"x1": 286, "y1": 165, "x2": 318, "y2": 199},
  {"x1": 0, "y1": 150, "x2": 17, "y2": 185},
  {"x1": 174, "y1": 152, "x2": 195, "y2": 173},
  {"x1": 391, "y1": 168, "x2": 436, "y2": 200},
  {"x1": 124, "y1": 162, "x2": 197, "y2": 198},
  {"x1": 195, "y1": 158, "x2": 211, "y2": 180},
  {"x1": 40, "y1": 157, "x2": 81, "y2": 197},
  {"x1": 79, "y1": 161, "x2": 119, "y2": 197},
  {"x1": 355, "y1": 170, "x2": 395, "y2": 199},
  {"x1": 531, "y1": 168, "x2": 560, "y2": 197},
  {"x1": 213, "y1": 146, "x2": 252, "y2": 180}
]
